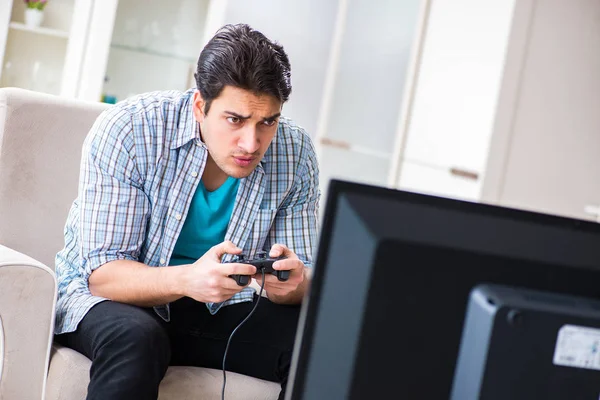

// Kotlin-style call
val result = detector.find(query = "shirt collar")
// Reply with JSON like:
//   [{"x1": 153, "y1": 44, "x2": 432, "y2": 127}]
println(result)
[{"x1": 171, "y1": 90, "x2": 203, "y2": 150}]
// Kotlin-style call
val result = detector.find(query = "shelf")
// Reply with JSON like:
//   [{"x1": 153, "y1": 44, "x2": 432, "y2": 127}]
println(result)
[
  {"x1": 110, "y1": 43, "x2": 196, "y2": 63},
  {"x1": 9, "y1": 22, "x2": 69, "y2": 39}
]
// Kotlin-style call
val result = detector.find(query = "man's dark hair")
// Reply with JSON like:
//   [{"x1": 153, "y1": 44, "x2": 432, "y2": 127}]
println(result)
[{"x1": 195, "y1": 24, "x2": 292, "y2": 114}]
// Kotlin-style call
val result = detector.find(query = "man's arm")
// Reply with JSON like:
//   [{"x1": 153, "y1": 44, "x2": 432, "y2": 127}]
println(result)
[
  {"x1": 89, "y1": 241, "x2": 257, "y2": 306},
  {"x1": 258, "y1": 131, "x2": 320, "y2": 304},
  {"x1": 89, "y1": 259, "x2": 186, "y2": 307}
]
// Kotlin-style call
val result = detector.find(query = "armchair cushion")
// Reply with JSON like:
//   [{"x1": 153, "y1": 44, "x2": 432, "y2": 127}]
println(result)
[{"x1": 46, "y1": 343, "x2": 280, "y2": 400}]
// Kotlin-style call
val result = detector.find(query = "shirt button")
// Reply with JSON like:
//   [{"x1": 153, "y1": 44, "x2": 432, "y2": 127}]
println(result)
[
  {"x1": 175, "y1": 214, "x2": 182, "y2": 221},
  {"x1": 196, "y1": 141, "x2": 201, "y2": 147},
  {"x1": 191, "y1": 171, "x2": 198, "y2": 178},
  {"x1": 160, "y1": 258, "x2": 166, "y2": 265}
]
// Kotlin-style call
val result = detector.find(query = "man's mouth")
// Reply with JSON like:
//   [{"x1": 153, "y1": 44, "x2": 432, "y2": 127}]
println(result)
[{"x1": 233, "y1": 156, "x2": 255, "y2": 167}]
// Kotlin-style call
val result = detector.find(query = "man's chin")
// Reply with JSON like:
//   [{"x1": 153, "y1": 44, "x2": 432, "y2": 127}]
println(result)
[{"x1": 226, "y1": 165, "x2": 257, "y2": 179}]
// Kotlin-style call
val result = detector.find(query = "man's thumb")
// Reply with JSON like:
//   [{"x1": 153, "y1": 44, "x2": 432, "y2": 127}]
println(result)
[{"x1": 212, "y1": 241, "x2": 242, "y2": 260}]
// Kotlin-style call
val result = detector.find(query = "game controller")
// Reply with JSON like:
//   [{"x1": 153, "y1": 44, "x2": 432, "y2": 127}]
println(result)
[{"x1": 228, "y1": 251, "x2": 290, "y2": 286}]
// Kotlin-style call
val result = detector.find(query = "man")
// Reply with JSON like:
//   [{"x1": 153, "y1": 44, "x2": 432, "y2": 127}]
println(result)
[{"x1": 54, "y1": 24, "x2": 319, "y2": 400}]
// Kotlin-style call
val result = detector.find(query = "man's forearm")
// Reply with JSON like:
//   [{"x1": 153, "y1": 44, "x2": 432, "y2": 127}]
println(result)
[{"x1": 89, "y1": 259, "x2": 188, "y2": 307}]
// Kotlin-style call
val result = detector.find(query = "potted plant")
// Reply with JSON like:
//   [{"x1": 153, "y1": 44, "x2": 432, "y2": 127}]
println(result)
[{"x1": 24, "y1": 0, "x2": 48, "y2": 29}]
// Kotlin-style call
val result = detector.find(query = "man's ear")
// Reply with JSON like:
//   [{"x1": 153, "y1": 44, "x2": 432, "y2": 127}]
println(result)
[{"x1": 192, "y1": 90, "x2": 206, "y2": 123}]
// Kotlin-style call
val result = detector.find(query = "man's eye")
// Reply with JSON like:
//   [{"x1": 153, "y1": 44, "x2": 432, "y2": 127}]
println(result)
[
  {"x1": 227, "y1": 117, "x2": 240, "y2": 124},
  {"x1": 263, "y1": 119, "x2": 277, "y2": 127}
]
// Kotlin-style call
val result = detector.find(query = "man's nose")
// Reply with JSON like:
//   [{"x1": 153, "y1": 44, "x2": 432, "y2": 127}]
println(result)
[{"x1": 238, "y1": 127, "x2": 260, "y2": 154}]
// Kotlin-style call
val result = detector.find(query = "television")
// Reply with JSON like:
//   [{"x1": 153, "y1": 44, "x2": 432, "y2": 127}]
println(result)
[{"x1": 286, "y1": 179, "x2": 600, "y2": 399}]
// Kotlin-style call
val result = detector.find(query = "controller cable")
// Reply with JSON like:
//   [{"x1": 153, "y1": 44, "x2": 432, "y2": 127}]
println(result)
[{"x1": 221, "y1": 268, "x2": 266, "y2": 400}]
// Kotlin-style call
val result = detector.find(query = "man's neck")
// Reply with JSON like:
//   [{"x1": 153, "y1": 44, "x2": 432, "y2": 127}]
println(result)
[{"x1": 202, "y1": 156, "x2": 228, "y2": 192}]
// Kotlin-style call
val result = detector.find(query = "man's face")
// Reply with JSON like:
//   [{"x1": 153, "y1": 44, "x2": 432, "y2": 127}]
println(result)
[{"x1": 193, "y1": 86, "x2": 282, "y2": 179}]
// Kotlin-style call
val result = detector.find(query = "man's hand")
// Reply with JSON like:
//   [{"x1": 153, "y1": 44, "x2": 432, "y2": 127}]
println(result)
[
  {"x1": 254, "y1": 243, "x2": 308, "y2": 304},
  {"x1": 181, "y1": 241, "x2": 257, "y2": 303}
]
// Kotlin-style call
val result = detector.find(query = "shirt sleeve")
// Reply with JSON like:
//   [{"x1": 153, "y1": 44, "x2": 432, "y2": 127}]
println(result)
[
  {"x1": 78, "y1": 106, "x2": 150, "y2": 280},
  {"x1": 265, "y1": 133, "x2": 320, "y2": 268}
]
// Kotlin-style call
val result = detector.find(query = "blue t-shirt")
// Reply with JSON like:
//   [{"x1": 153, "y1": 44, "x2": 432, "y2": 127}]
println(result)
[{"x1": 169, "y1": 176, "x2": 240, "y2": 266}]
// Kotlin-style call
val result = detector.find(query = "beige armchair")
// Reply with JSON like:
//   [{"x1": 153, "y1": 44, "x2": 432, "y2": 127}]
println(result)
[{"x1": 0, "y1": 88, "x2": 279, "y2": 399}]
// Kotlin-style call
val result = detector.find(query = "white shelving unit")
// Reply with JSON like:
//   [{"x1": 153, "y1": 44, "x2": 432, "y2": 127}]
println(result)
[
  {"x1": 108, "y1": 43, "x2": 197, "y2": 64},
  {"x1": 0, "y1": 0, "x2": 75, "y2": 95},
  {"x1": 8, "y1": 21, "x2": 69, "y2": 38},
  {"x1": 0, "y1": 0, "x2": 119, "y2": 98},
  {"x1": 0, "y1": 0, "x2": 225, "y2": 103},
  {"x1": 92, "y1": 0, "x2": 210, "y2": 103}
]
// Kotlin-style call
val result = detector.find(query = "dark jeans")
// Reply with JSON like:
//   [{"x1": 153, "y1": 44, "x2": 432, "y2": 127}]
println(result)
[{"x1": 55, "y1": 295, "x2": 301, "y2": 400}]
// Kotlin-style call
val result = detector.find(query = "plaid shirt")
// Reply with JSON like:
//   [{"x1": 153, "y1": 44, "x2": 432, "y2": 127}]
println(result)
[{"x1": 54, "y1": 89, "x2": 320, "y2": 334}]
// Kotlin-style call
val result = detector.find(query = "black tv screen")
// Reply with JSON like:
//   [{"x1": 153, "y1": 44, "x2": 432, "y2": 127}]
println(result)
[{"x1": 287, "y1": 179, "x2": 600, "y2": 399}]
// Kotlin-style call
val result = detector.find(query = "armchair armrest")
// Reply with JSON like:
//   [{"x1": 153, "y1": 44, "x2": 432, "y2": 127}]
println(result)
[{"x1": 0, "y1": 245, "x2": 57, "y2": 400}]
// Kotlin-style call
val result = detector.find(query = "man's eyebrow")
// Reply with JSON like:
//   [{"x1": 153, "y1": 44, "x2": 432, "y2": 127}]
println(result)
[
  {"x1": 263, "y1": 112, "x2": 281, "y2": 121},
  {"x1": 224, "y1": 111, "x2": 251, "y2": 120},
  {"x1": 223, "y1": 111, "x2": 281, "y2": 121}
]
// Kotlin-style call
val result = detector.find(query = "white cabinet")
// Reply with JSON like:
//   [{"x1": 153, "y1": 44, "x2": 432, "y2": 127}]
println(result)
[
  {"x1": 481, "y1": 0, "x2": 600, "y2": 222},
  {"x1": 390, "y1": 0, "x2": 600, "y2": 224},
  {"x1": 315, "y1": 0, "x2": 424, "y2": 197},
  {"x1": 400, "y1": 161, "x2": 480, "y2": 202},
  {"x1": 319, "y1": 145, "x2": 391, "y2": 192},
  {"x1": 392, "y1": 0, "x2": 516, "y2": 200}
]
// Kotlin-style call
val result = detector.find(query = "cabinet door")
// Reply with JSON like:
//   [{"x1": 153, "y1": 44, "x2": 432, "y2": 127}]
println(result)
[
  {"x1": 487, "y1": 0, "x2": 600, "y2": 222},
  {"x1": 399, "y1": 160, "x2": 480, "y2": 201},
  {"x1": 319, "y1": 146, "x2": 391, "y2": 192},
  {"x1": 317, "y1": 0, "x2": 422, "y2": 195},
  {"x1": 399, "y1": 0, "x2": 516, "y2": 184}
]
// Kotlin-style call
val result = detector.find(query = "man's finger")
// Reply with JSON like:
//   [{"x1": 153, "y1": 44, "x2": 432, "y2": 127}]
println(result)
[
  {"x1": 269, "y1": 243, "x2": 297, "y2": 258},
  {"x1": 272, "y1": 259, "x2": 300, "y2": 271},
  {"x1": 254, "y1": 273, "x2": 278, "y2": 284},
  {"x1": 212, "y1": 241, "x2": 242, "y2": 260},
  {"x1": 223, "y1": 262, "x2": 257, "y2": 276},
  {"x1": 222, "y1": 276, "x2": 251, "y2": 290}
]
